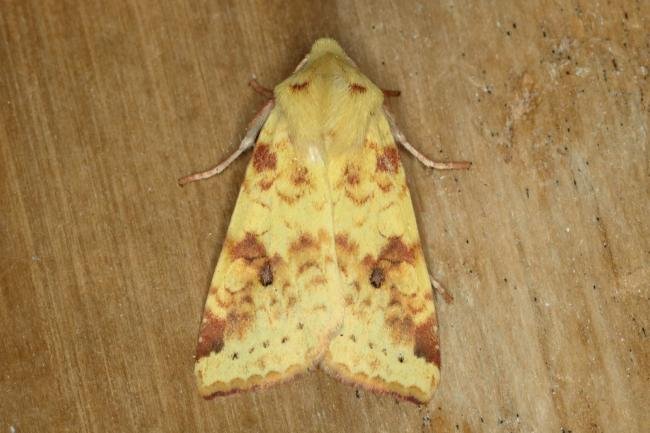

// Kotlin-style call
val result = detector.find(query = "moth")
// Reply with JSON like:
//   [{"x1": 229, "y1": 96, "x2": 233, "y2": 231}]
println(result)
[{"x1": 180, "y1": 38, "x2": 470, "y2": 403}]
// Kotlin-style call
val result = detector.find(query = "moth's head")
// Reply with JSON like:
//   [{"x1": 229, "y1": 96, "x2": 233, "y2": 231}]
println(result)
[{"x1": 308, "y1": 38, "x2": 353, "y2": 65}]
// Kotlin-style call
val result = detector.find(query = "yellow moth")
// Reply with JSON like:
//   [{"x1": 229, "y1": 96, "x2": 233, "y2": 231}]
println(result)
[{"x1": 180, "y1": 38, "x2": 470, "y2": 403}]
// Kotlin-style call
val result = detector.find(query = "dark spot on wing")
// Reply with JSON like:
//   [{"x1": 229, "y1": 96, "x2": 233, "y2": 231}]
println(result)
[
  {"x1": 362, "y1": 254, "x2": 375, "y2": 268},
  {"x1": 378, "y1": 182, "x2": 393, "y2": 192},
  {"x1": 258, "y1": 178, "x2": 276, "y2": 190},
  {"x1": 379, "y1": 237, "x2": 416, "y2": 264},
  {"x1": 230, "y1": 233, "x2": 267, "y2": 261},
  {"x1": 335, "y1": 233, "x2": 358, "y2": 254},
  {"x1": 344, "y1": 189, "x2": 372, "y2": 205},
  {"x1": 196, "y1": 313, "x2": 226, "y2": 359},
  {"x1": 370, "y1": 267, "x2": 385, "y2": 288},
  {"x1": 259, "y1": 260, "x2": 273, "y2": 286},
  {"x1": 376, "y1": 147, "x2": 400, "y2": 173},
  {"x1": 344, "y1": 164, "x2": 361, "y2": 185},
  {"x1": 277, "y1": 191, "x2": 298, "y2": 204},
  {"x1": 290, "y1": 232, "x2": 318, "y2": 252},
  {"x1": 252, "y1": 143, "x2": 277, "y2": 172},
  {"x1": 349, "y1": 83, "x2": 367, "y2": 93},
  {"x1": 291, "y1": 166, "x2": 309, "y2": 185},
  {"x1": 298, "y1": 260, "x2": 320, "y2": 274},
  {"x1": 413, "y1": 316, "x2": 441, "y2": 366}
]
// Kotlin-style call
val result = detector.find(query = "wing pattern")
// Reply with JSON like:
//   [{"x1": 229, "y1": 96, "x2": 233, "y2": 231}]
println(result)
[
  {"x1": 194, "y1": 109, "x2": 343, "y2": 397},
  {"x1": 321, "y1": 111, "x2": 441, "y2": 402}
]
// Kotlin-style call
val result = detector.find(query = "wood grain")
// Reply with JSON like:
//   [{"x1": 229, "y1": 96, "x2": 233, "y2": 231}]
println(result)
[{"x1": 1, "y1": 1, "x2": 647, "y2": 432}]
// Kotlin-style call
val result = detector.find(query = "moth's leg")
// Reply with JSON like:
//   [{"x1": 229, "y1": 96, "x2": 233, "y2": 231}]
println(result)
[
  {"x1": 382, "y1": 89, "x2": 401, "y2": 98},
  {"x1": 430, "y1": 274, "x2": 454, "y2": 304},
  {"x1": 248, "y1": 78, "x2": 273, "y2": 98},
  {"x1": 178, "y1": 99, "x2": 275, "y2": 186},
  {"x1": 384, "y1": 108, "x2": 472, "y2": 170}
]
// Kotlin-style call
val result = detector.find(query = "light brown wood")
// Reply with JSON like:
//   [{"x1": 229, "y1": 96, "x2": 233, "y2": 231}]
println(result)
[{"x1": 1, "y1": 1, "x2": 647, "y2": 432}]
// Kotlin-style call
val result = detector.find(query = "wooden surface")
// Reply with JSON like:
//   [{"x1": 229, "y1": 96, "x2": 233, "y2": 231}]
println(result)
[{"x1": 1, "y1": 1, "x2": 648, "y2": 432}]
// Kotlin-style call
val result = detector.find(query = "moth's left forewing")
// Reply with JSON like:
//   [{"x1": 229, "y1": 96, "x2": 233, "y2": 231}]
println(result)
[
  {"x1": 194, "y1": 108, "x2": 344, "y2": 398},
  {"x1": 323, "y1": 108, "x2": 441, "y2": 403}
]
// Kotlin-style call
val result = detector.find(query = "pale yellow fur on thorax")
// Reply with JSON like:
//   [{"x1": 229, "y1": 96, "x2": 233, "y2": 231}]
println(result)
[{"x1": 274, "y1": 39, "x2": 384, "y2": 164}]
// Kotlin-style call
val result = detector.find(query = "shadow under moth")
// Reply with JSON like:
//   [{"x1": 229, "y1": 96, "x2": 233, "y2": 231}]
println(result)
[{"x1": 180, "y1": 38, "x2": 470, "y2": 403}]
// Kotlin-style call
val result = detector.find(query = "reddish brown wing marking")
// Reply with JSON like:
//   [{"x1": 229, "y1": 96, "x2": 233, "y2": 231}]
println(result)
[
  {"x1": 344, "y1": 164, "x2": 361, "y2": 185},
  {"x1": 291, "y1": 166, "x2": 309, "y2": 185},
  {"x1": 229, "y1": 232, "x2": 267, "y2": 261},
  {"x1": 337, "y1": 163, "x2": 373, "y2": 205},
  {"x1": 362, "y1": 236, "x2": 440, "y2": 364},
  {"x1": 288, "y1": 231, "x2": 333, "y2": 289},
  {"x1": 196, "y1": 313, "x2": 226, "y2": 358},
  {"x1": 229, "y1": 233, "x2": 284, "y2": 287},
  {"x1": 196, "y1": 226, "x2": 294, "y2": 362},
  {"x1": 335, "y1": 233, "x2": 359, "y2": 276},
  {"x1": 414, "y1": 317, "x2": 441, "y2": 365},
  {"x1": 335, "y1": 233, "x2": 358, "y2": 253},
  {"x1": 290, "y1": 81, "x2": 310, "y2": 92},
  {"x1": 250, "y1": 142, "x2": 280, "y2": 191},
  {"x1": 362, "y1": 236, "x2": 418, "y2": 288},
  {"x1": 277, "y1": 165, "x2": 313, "y2": 204},
  {"x1": 290, "y1": 232, "x2": 318, "y2": 252},
  {"x1": 378, "y1": 236, "x2": 416, "y2": 264},
  {"x1": 297, "y1": 261, "x2": 320, "y2": 275},
  {"x1": 252, "y1": 143, "x2": 277, "y2": 172},
  {"x1": 373, "y1": 144, "x2": 402, "y2": 192},
  {"x1": 376, "y1": 147, "x2": 400, "y2": 173}
]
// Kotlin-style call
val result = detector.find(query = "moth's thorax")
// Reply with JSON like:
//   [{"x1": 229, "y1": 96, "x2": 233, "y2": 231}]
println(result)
[{"x1": 274, "y1": 41, "x2": 384, "y2": 165}]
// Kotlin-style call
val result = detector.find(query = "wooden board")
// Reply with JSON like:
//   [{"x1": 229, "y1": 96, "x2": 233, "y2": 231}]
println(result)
[{"x1": 1, "y1": 1, "x2": 647, "y2": 432}]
